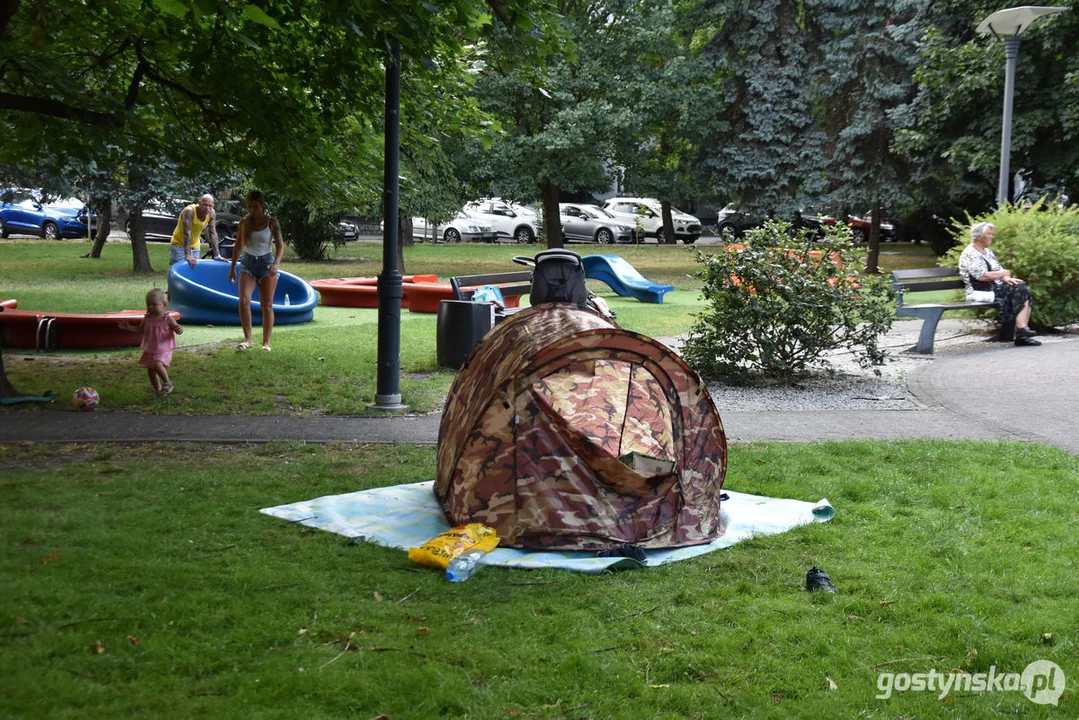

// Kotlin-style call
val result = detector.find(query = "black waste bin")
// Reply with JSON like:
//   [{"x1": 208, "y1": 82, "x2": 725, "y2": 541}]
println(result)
[{"x1": 437, "y1": 300, "x2": 495, "y2": 369}]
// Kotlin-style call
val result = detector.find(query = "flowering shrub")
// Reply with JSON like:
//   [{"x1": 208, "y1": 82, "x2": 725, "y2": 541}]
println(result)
[{"x1": 682, "y1": 222, "x2": 894, "y2": 385}]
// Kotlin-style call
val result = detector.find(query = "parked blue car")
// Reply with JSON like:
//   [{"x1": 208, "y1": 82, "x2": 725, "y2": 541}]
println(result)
[{"x1": 0, "y1": 189, "x2": 95, "y2": 239}]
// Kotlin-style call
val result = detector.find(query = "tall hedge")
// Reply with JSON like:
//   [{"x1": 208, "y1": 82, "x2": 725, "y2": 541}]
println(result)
[{"x1": 943, "y1": 203, "x2": 1079, "y2": 329}]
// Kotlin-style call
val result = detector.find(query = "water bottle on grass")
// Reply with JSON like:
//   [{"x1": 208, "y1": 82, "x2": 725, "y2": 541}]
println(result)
[{"x1": 445, "y1": 549, "x2": 487, "y2": 582}]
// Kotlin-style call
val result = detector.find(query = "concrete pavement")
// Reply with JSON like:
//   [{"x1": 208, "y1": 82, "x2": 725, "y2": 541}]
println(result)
[{"x1": 2, "y1": 325, "x2": 1076, "y2": 454}]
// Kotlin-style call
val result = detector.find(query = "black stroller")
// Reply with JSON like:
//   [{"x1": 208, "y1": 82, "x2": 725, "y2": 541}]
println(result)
[{"x1": 513, "y1": 249, "x2": 615, "y2": 320}]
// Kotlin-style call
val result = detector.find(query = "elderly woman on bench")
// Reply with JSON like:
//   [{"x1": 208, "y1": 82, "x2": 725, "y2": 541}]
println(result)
[{"x1": 958, "y1": 222, "x2": 1039, "y2": 347}]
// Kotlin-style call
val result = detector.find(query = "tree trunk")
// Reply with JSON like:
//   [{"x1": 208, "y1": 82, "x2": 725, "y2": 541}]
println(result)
[
  {"x1": 865, "y1": 205, "x2": 882, "y2": 275},
  {"x1": 660, "y1": 201, "x2": 676, "y2": 244},
  {"x1": 397, "y1": 216, "x2": 413, "y2": 274},
  {"x1": 541, "y1": 181, "x2": 562, "y2": 248},
  {"x1": 84, "y1": 198, "x2": 112, "y2": 258},
  {"x1": 128, "y1": 210, "x2": 155, "y2": 273}
]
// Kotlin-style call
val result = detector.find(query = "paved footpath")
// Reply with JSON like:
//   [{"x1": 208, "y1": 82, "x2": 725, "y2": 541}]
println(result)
[{"x1": 2, "y1": 330, "x2": 1076, "y2": 454}]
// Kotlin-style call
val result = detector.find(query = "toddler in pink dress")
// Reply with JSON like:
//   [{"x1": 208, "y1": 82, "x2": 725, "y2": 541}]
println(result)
[{"x1": 119, "y1": 288, "x2": 184, "y2": 396}]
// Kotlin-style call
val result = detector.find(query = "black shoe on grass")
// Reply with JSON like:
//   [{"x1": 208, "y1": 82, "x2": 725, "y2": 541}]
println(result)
[{"x1": 806, "y1": 566, "x2": 839, "y2": 593}]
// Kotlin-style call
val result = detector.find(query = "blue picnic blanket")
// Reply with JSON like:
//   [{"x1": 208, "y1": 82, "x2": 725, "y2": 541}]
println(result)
[{"x1": 261, "y1": 481, "x2": 834, "y2": 573}]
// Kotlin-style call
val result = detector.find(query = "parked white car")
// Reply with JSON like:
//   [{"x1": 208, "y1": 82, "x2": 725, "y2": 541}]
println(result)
[
  {"x1": 464, "y1": 199, "x2": 539, "y2": 243},
  {"x1": 488, "y1": 197, "x2": 538, "y2": 217},
  {"x1": 412, "y1": 211, "x2": 497, "y2": 243},
  {"x1": 601, "y1": 197, "x2": 701, "y2": 244}
]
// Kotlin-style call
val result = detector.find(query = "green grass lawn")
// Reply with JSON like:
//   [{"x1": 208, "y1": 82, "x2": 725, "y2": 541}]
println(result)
[
  {"x1": 1, "y1": 440, "x2": 1075, "y2": 718},
  {"x1": 1, "y1": 239, "x2": 961, "y2": 415}
]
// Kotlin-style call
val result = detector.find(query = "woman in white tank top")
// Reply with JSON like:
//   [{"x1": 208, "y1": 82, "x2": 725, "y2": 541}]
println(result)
[{"x1": 228, "y1": 191, "x2": 285, "y2": 351}]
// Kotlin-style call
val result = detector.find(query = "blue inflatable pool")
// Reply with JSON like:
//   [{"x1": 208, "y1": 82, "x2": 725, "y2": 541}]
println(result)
[{"x1": 168, "y1": 261, "x2": 318, "y2": 326}]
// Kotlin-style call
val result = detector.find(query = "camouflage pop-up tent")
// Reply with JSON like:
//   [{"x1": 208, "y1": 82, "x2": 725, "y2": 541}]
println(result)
[{"x1": 434, "y1": 303, "x2": 727, "y2": 551}]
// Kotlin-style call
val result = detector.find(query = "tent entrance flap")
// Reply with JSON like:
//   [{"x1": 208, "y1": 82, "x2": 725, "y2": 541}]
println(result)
[{"x1": 530, "y1": 359, "x2": 676, "y2": 462}]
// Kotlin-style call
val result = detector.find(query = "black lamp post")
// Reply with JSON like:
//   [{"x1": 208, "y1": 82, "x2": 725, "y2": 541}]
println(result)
[{"x1": 372, "y1": 40, "x2": 408, "y2": 411}]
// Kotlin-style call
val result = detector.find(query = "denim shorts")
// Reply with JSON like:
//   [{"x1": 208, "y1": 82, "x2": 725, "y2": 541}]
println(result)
[
  {"x1": 240, "y1": 252, "x2": 275, "y2": 281},
  {"x1": 169, "y1": 244, "x2": 193, "y2": 265}
]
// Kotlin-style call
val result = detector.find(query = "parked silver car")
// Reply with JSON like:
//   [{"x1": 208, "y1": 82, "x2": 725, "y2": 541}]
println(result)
[{"x1": 559, "y1": 203, "x2": 634, "y2": 244}]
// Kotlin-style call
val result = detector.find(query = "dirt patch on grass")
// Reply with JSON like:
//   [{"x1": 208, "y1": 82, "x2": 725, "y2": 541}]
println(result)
[{"x1": 8, "y1": 352, "x2": 129, "y2": 367}]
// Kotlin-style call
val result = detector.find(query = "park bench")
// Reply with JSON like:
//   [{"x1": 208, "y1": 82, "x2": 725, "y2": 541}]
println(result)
[
  {"x1": 449, "y1": 270, "x2": 533, "y2": 305},
  {"x1": 890, "y1": 267, "x2": 1015, "y2": 354}
]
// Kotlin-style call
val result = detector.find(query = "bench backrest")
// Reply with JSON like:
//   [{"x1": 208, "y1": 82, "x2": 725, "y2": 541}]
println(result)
[
  {"x1": 890, "y1": 268, "x2": 965, "y2": 306},
  {"x1": 450, "y1": 271, "x2": 533, "y2": 301}
]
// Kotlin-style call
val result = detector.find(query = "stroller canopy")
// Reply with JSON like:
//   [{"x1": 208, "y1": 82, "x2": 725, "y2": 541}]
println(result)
[{"x1": 435, "y1": 303, "x2": 727, "y2": 551}]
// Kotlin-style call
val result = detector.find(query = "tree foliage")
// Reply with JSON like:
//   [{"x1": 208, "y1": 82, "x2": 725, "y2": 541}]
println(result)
[
  {"x1": 693, "y1": 0, "x2": 828, "y2": 216},
  {"x1": 0, "y1": 0, "x2": 560, "y2": 247},
  {"x1": 898, "y1": 2, "x2": 1079, "y2": 220}
]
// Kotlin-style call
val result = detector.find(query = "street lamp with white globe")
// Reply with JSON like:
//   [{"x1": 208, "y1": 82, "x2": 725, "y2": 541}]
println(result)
[{"x1": 977, "y1": 6, "x2": 1069, "y2": 206}]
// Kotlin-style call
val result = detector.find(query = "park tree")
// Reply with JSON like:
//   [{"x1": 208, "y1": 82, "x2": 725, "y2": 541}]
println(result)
[
  {"x1": 694, "y1": 0, "x2": 828, "y2": 220},
  {"x1": 810, "y1": 0, "x2": 929, "y2": 273},
  {"x1": 609, "y1": 0, "x2": 721, "y2": 244},
  {"x1": 896, "y1": 0, "x2": 1079, "y2": 242},
  {"x1": 455, "y1": 1, "x2": 642, "y2": 247},
  {"x1": 0, "y1": 0, "x2": 560, "y2": 263}
]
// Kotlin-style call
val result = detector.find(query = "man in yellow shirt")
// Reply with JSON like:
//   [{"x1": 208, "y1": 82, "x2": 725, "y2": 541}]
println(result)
[{"x1": 169, "y1": 194, "x2": 221, "y2": 267}]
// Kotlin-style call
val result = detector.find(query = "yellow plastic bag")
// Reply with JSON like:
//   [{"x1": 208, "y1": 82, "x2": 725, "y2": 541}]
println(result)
[{"x1": 408, "y1": 523, "x2": 500, "y2": 570}]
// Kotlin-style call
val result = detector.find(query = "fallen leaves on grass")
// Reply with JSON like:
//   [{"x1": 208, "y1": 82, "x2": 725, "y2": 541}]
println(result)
[
  {"x1": 42, "y1": 552, "x2": 61, "y2": 564},
  {"x1": 879, "y1": 599, "x2": 898, "y2": 607},
  {"x1": 127, "y1": 635, "x2": 141, "y2": 646},
  {"x1": 93, "y1": 640, "x2": 104, "y2": 654},
  {"x1": 827, "y1": 676, "x2": 838, "y2": 690},
  {"x1": 373, "y1": 592, "x2": 383, "y2": 602}
]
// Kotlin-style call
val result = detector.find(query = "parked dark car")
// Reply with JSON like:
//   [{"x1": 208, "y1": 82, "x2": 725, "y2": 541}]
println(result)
[
  {"x1": 715, "y1": 205, "x2": 765, "y2": 238},
  {"x1": 0, "y1": 189, "x2": 95, "y2": 239},
  {"x1": 125, "y1": 200, "x2": 241, "y2": 245},
  {"x1": 336, "y1": 220, "x2": 359, "y2": 242}
]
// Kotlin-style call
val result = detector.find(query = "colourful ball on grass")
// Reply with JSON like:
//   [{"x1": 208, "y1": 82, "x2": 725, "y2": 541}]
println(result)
[{"x1": 72, "y1": 386, "x2": 100, "y2": 412}]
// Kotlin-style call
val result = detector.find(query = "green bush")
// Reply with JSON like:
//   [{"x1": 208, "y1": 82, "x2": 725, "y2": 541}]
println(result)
[
  {"x1": 942, "y1": 202, "x2": 1079, "y2": 328},
  {"x1": 274, "y1": 199, "x2": 346, "y2": 261},
  {"x1": 682, "y1": 222, "x2": 894, "y2": 385}
]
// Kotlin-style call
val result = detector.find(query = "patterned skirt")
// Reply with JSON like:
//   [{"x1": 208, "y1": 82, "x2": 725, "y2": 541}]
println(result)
[{"x1": 993, "y1": 281, "x2": 1032, "y2": 323}]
